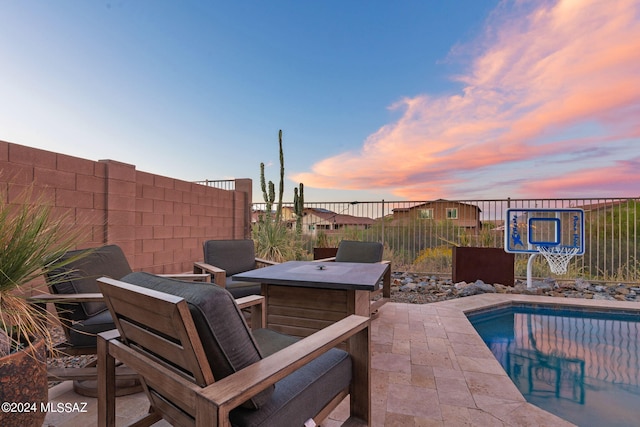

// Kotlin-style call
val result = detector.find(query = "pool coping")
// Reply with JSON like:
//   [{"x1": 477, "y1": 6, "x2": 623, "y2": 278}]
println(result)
[{"x1": 429, "y1": 293, "x2": 640, "y2": 426}]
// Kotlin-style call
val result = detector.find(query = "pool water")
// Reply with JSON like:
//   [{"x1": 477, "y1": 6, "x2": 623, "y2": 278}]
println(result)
[{"x1": 467, "y1": 305, "x2": 640, "y2": 427}]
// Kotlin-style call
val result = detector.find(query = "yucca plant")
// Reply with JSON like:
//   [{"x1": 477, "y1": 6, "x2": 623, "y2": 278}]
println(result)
[
  {"x1": 253, "y1": 219, "x2": 306, "y2": 262},
  {"x1": 0, "y1": 186, "x2": 86, "y2": 357}
]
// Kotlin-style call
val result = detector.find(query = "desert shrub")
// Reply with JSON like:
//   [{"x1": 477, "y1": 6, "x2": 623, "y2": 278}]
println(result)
[{"x1": 412, "y1": 246, "x2": 453, "y2": 273}]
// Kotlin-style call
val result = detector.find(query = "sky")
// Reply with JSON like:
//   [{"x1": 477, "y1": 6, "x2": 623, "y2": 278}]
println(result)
[{"x1": 1, "y1": 0, "x2": 639, "y2": 203}]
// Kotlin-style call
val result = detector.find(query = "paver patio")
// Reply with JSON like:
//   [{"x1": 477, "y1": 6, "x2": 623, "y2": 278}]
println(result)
[{"x1": 44, "y1": 294, "x2": 619, "y2": 426}]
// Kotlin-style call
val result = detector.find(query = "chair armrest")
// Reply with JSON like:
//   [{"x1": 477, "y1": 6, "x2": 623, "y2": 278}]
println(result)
[
  {"x1": 235, "y1": 295, "x2": 266, "y2": 329},
  {"x1": 313, "y1": 257, "x2": 336, "y2": 262},
  {"x1": 199, "y1": 314, "x2": 369, "y2": 411},
  {"x1": 99, "y1": 328, "x2": 122, "y2": 341},
  {"x1": 29, "y1": 293, "x2": 104, "y2": 303},
  {"x1": 255, "y1": 257, "x2": 279, "y2": 267},
  {"x1": 234, "y1": 295, "x2": 264, "y2": 310},
  {"x1": 193, "y1": 262, "x2": 227, "y2": 287},
  {"x1": 159, "y1": 273, "x2": 210, "y2": 282}
]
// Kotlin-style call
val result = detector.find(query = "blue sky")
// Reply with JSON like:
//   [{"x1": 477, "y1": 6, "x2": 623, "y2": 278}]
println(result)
[{"x1": 1, "y1": 1, "x2": 639, "y2": 202}]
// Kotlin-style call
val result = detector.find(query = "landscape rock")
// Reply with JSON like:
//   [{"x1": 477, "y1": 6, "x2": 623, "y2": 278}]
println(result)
[
  {"x1": 390, "y1": 273, "x2": 640, "y2": 305},
  {"x1": 575, "y1": 278, "x2": 591, "y2": 291},
  {"x1": 475, "y1": 280, "x2": 497, "y2": 293},
  {"x1": 615, "y1": 286, "x2": 630, "y2": 295}
]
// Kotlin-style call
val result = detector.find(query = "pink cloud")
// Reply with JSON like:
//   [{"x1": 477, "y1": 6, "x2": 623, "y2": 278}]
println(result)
[
  {"x1": 519, "y1": 157, "x2": 640, "y2": 198},
  {"x1": 292, "y1": 0, "x2": 640, "y2": 199}
]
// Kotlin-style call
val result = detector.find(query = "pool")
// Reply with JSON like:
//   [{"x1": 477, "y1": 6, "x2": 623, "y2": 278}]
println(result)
[{"x1": 468, "y1": 304, "x2": 640, "y2": 427}]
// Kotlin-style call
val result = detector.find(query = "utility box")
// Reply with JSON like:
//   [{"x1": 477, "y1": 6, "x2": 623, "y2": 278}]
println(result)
[{"x1": 452, "y1": 246, "x2": 515, "y2": 286}]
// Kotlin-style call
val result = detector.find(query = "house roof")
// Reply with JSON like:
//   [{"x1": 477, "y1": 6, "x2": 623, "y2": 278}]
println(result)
[
  {"x1": 392, "y1": 200, "x2": 482, "y2": 213},
  {"x1": 303, "y1": 208, "x2": 375, "y2": 225}
]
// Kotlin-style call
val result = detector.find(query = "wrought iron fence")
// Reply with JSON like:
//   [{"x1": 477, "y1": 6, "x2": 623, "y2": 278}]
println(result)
[
  {"x1": 252, "y1": 198, "x2": 639, "y2": 283},
  {"x1": 194, "y1": 179, "x2": 236, "y2": 191}
]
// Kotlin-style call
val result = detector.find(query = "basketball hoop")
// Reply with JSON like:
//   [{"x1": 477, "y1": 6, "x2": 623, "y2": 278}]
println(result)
[
  {"x1": 537, "y1": 246, "x2": 580, "y2": 275},
  {"x1": 505, "y1": 208, "x2": 585, "y2": 287}
]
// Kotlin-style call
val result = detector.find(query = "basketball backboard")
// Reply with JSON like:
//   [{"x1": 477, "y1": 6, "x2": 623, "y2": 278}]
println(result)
[{"x1": 504, "y1": 208, "x2": 585, "y2": 254}]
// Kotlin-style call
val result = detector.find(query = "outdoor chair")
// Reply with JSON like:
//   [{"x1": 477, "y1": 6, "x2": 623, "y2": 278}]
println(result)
[
  {"x1": 35, "y1": 244, "x2": 209, "y2": 397},
  {"x1": 317, "y1": 240, "x2": 391, "y2": 316},
  {"x1": 97, "y1": 272, "x2": 371, "y2": 427},
  {"x1": 193, "y1": 239, "x2": 278, "y2": 298}
]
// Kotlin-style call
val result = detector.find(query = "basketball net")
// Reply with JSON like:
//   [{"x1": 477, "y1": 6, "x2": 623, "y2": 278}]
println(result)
[{"x1": 537, "y1": 246, "x2": 580, "y2": 275}]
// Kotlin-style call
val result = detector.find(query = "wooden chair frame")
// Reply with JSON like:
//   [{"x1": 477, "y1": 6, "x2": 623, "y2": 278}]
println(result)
[
  {"x1": 193, "y1": 257, "x2": 277, "y2": 289},
  {"x1": 97, "y1": 277, "x2": 370, "y2": 427},
  {"x1": 31, "y1": 272, "x2": 211, "y2": 396}
]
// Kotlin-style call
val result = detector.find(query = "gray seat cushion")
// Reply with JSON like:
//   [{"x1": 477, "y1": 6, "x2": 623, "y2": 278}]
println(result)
[
  {"x1": 67, "y1": 310, "x2": 114, "y2": 348},
  {"x1": 120, "y1": 272, "x2": 273, "y2": 409},
  {"x1": 225, "y1": 277, "x2": 262, "y2": 299},
  {"x1": 47, "y1": 245, "x2": 133, "y2": 320},
  {"x1": 335, "y1": 240, "x2": 383, "y2": 263},
  {"x1": 252, "y1": 328, "x2": 299, "y2": 357},
  {"x1": 203, "y1": 239, "x2": 256, "y2": 276},
  {"x1": 237, "y1": 325, "x2": 353, "y2": 427},
  {"x1": 229, "y1": 347, "x2": 352, "y2": 427}
]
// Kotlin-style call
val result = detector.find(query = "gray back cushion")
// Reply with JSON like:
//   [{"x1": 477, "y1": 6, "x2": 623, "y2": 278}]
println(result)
[
  {"x1": 120, "y1": 272, "x2": 273, "y2": 409},
  {"x1": 203, "y1": 239, "x2": 256, "y2": 276},
  {"x1": 335, "y1": 240, "x2": 383, "y2": 263},
  {"x1": 47, "y1": 245, "x2": 132, "y2": 319}
]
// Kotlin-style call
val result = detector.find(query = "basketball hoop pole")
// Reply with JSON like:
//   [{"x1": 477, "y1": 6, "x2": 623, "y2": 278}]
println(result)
[
  {"x1": 527, "y1": 246, "x2": 580, "y2": 288},
  {"x1": 527, "y1": 253, "x2": 537, "y2": 289}
]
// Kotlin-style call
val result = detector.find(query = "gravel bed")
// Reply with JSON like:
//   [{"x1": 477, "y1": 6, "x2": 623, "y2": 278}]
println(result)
[{"x1": 47, "y1": 325, "x2": 96, "y2": 388}]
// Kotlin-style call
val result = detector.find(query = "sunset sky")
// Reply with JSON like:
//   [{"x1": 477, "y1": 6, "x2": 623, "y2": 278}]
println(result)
[{"x1": 1, "y1": 0, "x2": 638, "y2": 202}]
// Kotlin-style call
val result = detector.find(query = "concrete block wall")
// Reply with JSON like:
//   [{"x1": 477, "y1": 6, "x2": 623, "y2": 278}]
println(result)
[{"x1": 0, "y1": 141, "x2": 252, "y2": 290}]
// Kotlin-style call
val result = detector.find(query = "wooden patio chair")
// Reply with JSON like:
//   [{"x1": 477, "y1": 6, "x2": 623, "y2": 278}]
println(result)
[
  {"x1": 33, "y1": 244, "x2": 209, "y2": 397},
  {"x1": 193, "y1": 239, "x2": 278, "y2": 298},
  {"x1": 316, "y1": 240, "x2": 391, "y2": 316},
  {"x1": 97, "y1": 272, "x2": 371, "y2": 427}
]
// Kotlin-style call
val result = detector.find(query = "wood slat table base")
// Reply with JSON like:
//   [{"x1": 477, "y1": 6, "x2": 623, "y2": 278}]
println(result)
[{"x1": 263, "y1": 284, "x2": 371, "y2": 339}]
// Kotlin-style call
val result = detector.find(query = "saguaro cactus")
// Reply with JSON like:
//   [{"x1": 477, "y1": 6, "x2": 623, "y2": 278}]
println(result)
[
  {"x1": 293, "y1": 182, "x2": 304, "y2": 234},
  {"x1": 260, "y1": 162, "x2": 275, "y2": 217},
  {"x1": 254, "y1": 130, "x2": 306, "y2": 261},
  {"x1": 276, "y1": 130, "x2": 285, "y2": 222},
  {"x1": 260, "y1": 130, "x2": 285, "y2": 222}
]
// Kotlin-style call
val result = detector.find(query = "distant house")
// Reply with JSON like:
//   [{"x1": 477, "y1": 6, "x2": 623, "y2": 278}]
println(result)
[
  {"x1": 251, "y1": 207, "x2": 376, "y2": 236},
  {"x1": 298, "y1": 207, "x2": 375, "y2": 236},
  {"x1": 391, "y1": 200, "x2": 482, "y2": 231},
  {"x1": 251, "y1": 206, "x2": 297, "y2": 224}
]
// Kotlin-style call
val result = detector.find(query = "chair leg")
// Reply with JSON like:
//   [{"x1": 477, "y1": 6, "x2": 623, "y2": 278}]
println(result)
[
  {"x1": 98, "y1": 334, "x2": 117, "y2": 427},
  {"x1": 382, "y1": 266, "x2": 391, "y2": 299},
  {"x1": 347, "y1": 326, "x2": 370, "y2": 424},
  {"x1": 251, "y1": 298, "x2": 265, "y2": 330}
]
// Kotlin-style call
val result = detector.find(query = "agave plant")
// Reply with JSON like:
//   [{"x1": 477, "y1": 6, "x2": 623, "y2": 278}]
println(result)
[{"x1": 0, "y1": 186, "x2": 86, "y2": 357}]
